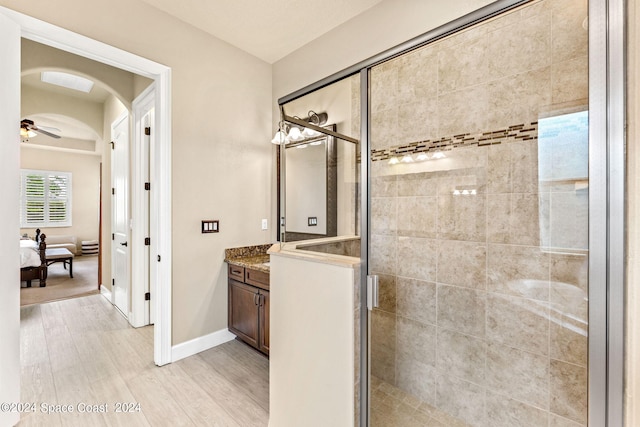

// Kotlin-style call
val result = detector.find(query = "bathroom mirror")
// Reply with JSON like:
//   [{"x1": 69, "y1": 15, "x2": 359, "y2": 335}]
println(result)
[
  {"x1": 277, "y1": 74, "x2": 361, "y2": 243},
  {"x1": 279, "y1": 126, "x2": 338, "y2": 241}
]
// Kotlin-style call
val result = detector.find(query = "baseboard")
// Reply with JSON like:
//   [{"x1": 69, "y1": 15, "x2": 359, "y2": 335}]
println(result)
[
  {"x1": 99, "y1": 285, "x2": 112, "y2": 302},
  {"x1": 171, "y1": 328, "x2": 236, "y2": 363}
]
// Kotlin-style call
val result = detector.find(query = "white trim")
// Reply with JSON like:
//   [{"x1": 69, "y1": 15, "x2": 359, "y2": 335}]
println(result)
[
  {"x1": 153, "y1": 68, "x2": 173, "y2": 366},
  {"x1": 0, "y1": 5, "x2": 173, "y2": 366},
  {"x1": 100, "y1": 284, "x2": 112, "y2": 301},
  {"x1": 130, "y1": 85, "x2": 155, "y2": 328},
  {"x1": 171, "y1": 329, "x2": 236, "y2": 363}
]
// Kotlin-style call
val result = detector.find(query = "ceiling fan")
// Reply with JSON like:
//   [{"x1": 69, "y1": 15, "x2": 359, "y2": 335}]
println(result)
[{"x1": 20, "y1": 119, "x2": 61, "y2": 139}]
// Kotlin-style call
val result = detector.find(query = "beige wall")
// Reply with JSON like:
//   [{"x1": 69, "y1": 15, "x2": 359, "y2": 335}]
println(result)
[
  {"x1": 626, "y1": 0, "x2": 639, "y2": 424},
  {"x1": 0, "y1": 0, "x2": 273, "y2": 346},
  {"x1": 20, "y1": 148, "x2": 101, "y2": 252}
]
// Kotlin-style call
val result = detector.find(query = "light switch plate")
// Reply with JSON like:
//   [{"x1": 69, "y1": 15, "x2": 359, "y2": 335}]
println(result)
[
  {"x1": 202, "y1": 220, "x2": 219, "y2": 233},
  {"x1": 261, "y1": 219, "x2": 268, "y2": 230}
]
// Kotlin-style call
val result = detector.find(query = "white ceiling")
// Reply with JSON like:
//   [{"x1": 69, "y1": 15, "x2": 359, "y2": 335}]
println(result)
[{"x1": 138, "y1": 0, "x2": 384, "y2": 63}]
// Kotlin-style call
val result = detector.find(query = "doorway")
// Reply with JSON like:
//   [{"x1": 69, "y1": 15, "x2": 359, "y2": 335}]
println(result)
[{"x1": 0, "y1": 6, "x2": 173, "y2": 369}]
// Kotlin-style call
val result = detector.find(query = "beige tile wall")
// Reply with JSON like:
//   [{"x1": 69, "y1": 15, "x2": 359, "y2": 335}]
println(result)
[{"x1": 366, "y1": 0, "x2": 589, "y2": 425}]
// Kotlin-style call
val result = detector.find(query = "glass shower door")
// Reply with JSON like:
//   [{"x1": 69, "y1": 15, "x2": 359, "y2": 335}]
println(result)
[{"x1": 367, "y1": 0, "x2": 589, "y2": 425}]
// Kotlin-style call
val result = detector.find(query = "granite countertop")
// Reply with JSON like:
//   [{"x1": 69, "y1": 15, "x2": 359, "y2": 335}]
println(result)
[{"x1": 224, "y1": 244, "x2": 272, "y2": 273}]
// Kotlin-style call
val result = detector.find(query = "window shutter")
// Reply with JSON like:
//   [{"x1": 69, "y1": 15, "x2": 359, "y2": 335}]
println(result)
[{"x1": 20, "y1": 170, "x2": 72, "y2": 227}]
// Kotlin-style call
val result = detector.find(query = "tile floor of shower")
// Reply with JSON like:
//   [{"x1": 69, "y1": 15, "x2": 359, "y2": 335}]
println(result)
[{"x1": 371, "y1": 375, "x2": 462, "y2": 427}]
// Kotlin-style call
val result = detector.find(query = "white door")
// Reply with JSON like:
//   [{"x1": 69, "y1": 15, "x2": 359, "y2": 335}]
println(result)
[
  {"x1": 111, "y1": 112, "x2": 130, "y2": 316},
  {"x1": 0, "y1": 13, "x2": 22, "y2": 427}
]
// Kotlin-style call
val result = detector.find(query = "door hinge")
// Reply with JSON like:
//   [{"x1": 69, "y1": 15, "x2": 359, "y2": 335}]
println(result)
[
  {"x1": 112, "y1": 187, "x2": 115, "y2": 195},
  {"x1": 110, "y1": 141, "x2": 115, "y2": 150},
  {"x1": 145, "y1": 237, "x2": 150, "y2": 246},
  {"x1": 145, "y1": 127, "x2": 151, "y2": 136},
  {"x1": 145, "y1": 292, "x2": 151, "y2": 301},
  {"x1": 367, "y1": 275, "x2": 379, "y2": 311},
  {"x1": 157, "y1": 255, "x2": 161, "y2": 262},
  {"x1": 144, "y1": 182, "x2": 151, "y2": 191},
  {"x1": 112, "y1": 278, "x2": 115, "y2": 287},
  {"x1": 112, "y1": 233, "x2": 115, "y2": 241}
]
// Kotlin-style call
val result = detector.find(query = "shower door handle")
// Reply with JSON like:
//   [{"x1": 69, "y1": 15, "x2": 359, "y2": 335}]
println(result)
[{"x1": 367, "y1": 275, "x2": 379, "y2": 311}]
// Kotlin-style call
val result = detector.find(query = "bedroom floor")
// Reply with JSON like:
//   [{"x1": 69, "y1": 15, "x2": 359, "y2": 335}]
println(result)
[
  {"x1": 20, "y1": 256, "x2": 99, "y2": 306},
  {"x1": 19, "y1": 294, "x2": 269, "y2": 426}
]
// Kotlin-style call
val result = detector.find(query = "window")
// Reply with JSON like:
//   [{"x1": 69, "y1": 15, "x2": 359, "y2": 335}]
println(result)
[{"x1": 20, "y1": 169, "x2": 72, "y2": 228}]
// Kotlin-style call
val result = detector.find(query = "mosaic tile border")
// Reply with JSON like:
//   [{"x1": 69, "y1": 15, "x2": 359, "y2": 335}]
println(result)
[{"x1": 371, "y1": 121, "x2": 538, "y2": 162}]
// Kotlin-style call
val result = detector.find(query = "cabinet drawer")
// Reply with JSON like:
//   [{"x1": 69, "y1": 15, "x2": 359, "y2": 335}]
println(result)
[
  {"x1": 245, "y1": 268, "x2": 269, "y2": 289},
  {"x1": 228, "y1": 264, "x2": 245, "y2": 282}
]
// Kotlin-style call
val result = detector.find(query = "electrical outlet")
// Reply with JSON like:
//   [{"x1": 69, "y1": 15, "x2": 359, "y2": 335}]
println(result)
[{"x1": 261, "y1": 219, "x2": 268, "y2": 230}]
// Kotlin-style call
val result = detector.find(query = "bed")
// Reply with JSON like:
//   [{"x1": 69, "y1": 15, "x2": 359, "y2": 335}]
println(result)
[{"x1": 20, "y1": 229, "x2": 47, "y2": 287}]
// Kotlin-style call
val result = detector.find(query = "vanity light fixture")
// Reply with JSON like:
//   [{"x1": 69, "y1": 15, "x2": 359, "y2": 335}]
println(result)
[{"x1": 271, "y1": 110, "x2": 329, "y2": 145}]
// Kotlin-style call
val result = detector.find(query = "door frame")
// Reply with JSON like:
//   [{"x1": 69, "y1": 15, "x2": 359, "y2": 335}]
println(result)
[
  {"x1": 0, "y1": 6, "x2": 173, "y2": 366},
  {"x1": 130, "y1": 84, "x2": 154, "y2": 328}
]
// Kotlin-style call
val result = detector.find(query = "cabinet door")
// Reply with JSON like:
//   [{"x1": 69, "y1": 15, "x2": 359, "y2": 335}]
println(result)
[
  {"x1": 259, "y1": 290, "x2": 270, "y2": 355},
  {"x1": 228, "y1": 279, "x2": 259, "y2": 348}
]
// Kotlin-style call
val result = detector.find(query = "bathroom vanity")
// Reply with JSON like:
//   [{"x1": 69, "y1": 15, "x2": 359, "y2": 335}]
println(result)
[{"x1": 224, "y1": 245, "x2": 271, "y2": 356}]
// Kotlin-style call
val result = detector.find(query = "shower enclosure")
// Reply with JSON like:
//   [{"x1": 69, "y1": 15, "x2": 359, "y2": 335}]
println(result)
[
  {"x1": 277, "y1": 0, "x2": 623, "y2": 424},
  {"x1": 367, "y1": 0, "x2": 589, "y2": 425}
]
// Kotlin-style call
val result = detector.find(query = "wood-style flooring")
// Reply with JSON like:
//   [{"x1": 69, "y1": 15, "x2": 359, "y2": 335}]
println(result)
[{"x1": 19, "y1": 294, "x2": 269, "y2": 427}]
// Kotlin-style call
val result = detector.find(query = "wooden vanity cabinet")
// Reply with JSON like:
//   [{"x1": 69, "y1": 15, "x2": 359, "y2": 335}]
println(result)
[{"x1": 227, "y1": 264, "x2": 269, "y2": 356}]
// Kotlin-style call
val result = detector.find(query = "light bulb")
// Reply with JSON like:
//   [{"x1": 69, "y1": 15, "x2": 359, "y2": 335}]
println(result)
[
  {"x1": 302, "y1": 127, "x2": 321, "y2": 138},
  {"x1": 288, "y1": 127, "x2": 304, "y2": 141},
  {"x1": 388, "y1": 157, "x2": 400, "y2": 165},
  {"x1": 271, "y1": 131, "x2": 286, "y2": 144},
  {"x1": 415, "y1": 152, "x2": 429, "y2": 161},
  {"x1": 432, "y1": 151, "x2": 446, "y2": 159},
  {"x1": 453, "y1": 190, "x2": 461, "y2": 196},
  {"x1": 401, "y1": 154, "x2": 414, "y2": 163}
]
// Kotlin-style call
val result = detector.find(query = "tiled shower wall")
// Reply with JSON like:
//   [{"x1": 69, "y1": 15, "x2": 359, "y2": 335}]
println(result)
[{"x1": 365, "y1": 0, "x2": 589, "y2": 426}]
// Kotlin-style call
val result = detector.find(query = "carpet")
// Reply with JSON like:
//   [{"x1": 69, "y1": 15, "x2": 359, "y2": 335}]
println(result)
[{"x1": 20, "y1": 255, "x2": 99, "y2": 306}]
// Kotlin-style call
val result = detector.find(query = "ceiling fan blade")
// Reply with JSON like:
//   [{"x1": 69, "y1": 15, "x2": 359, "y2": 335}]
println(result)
[
  {"x1": 36, "y1": 128, "x2": 61, "y2": 139},
  {"x1": 37, "y1": 125, "x2": 62, "y2": 133}
]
